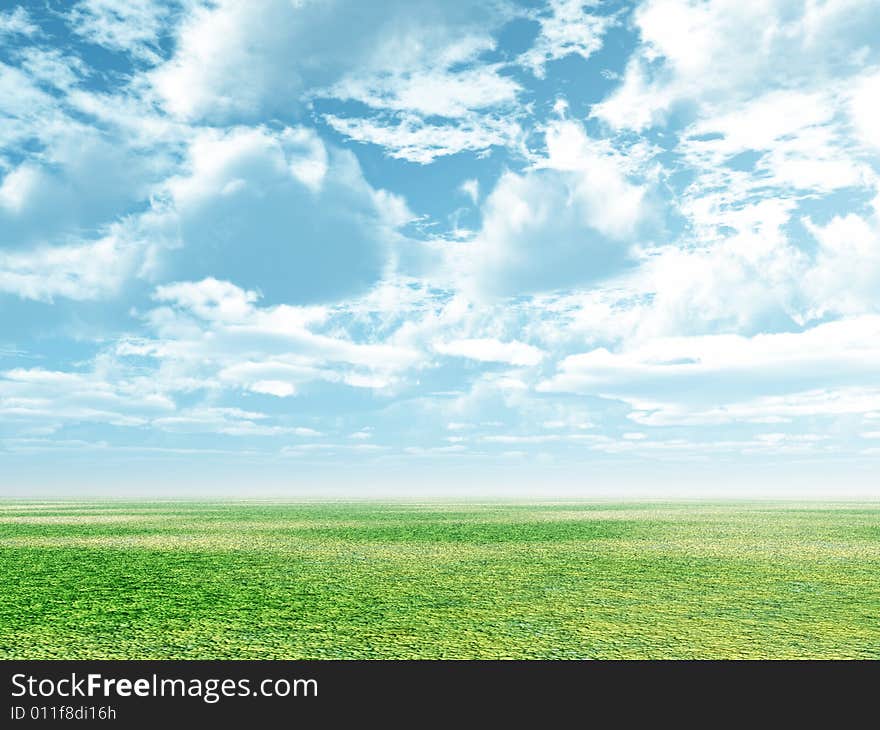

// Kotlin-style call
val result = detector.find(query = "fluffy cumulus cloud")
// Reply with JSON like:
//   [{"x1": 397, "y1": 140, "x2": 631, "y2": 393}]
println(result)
[
  {"x1": 153, "y1": 125, "x2": 408, "y2": 303},
  {"x1": 850, "y1": 70, "x2": 880, "y2": 151},
  {"x1": 149, "y1": 0, "x2": 513, "y2": 124},
  {"x1": 592, "y1": 0, "x2": 880, "y2": 132},
  {"x1": 801, "y1": 196, "x2": 880, "y2": 319},
  {"x1": 2, "y1": 0, "x2": 880, "y2": 493},
  {"x1": 0, "y1": 126, "x2": 162, "y2": 251},
  {"x1": 459, "y1": 119, "x2": 652, "y2": 297}
]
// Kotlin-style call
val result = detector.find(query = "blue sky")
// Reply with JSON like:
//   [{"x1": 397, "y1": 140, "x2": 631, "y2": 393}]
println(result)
[{"x1": 2, "y1": 0, "x2": 880, "y2": 496}]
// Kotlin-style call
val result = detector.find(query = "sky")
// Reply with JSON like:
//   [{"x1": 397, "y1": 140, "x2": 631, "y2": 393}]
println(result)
[{"x1": 1, "y1": 0, "x2": 880, "y2": 497}]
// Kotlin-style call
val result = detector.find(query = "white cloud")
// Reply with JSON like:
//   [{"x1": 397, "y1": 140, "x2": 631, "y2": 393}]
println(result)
[
  {"x1": 540, "y1": 119, "x2": 650, "y2": 238},
  {"x1": 518, "y1": 0, "x2": 614, "y2": 78},
  {"x1": 588, "y1": 432, "x2": 835, "y2": 458},
  {"x1": 850, "y1": 70, "x2": 880, "y2": 150},
  {"x1": 593, "y1": 0, "x2": 880, "y2": 132},
  {"x1": 617, "y1": 79, "x2": 880, "y2": 337},
  {"x1": 249, "y1": 380, "x2": 296, "y2": 398},
  {"x1": 802, "y1": 203, "x2": 880, "y2": 319},
  {"x1": 292, "y1": 427, "x2": 322, "y2": 437},
  {"x1": 152, "y1": 125, "x2": 406, "y2": 302},
  {"x1": 149, "y1": 0, "x2": 297, "y2": 122},
  {"x1": 0, "y1": 232, "x2": 141, "y2": 302},
  {"x1": 680, "y1": 88, "x2": 868, "y2": 200},
  {"x1": 68, "y1": 0, "x2": 172, "y2": 63},
  {"x1": 129, "y1": 278, "x2": 424, "y2": 399},
  {"x1": 629, "y1": 219, "x2": 805, "y2": 338},
  {"x1": 0, "y1": 164, "x2": 40, "y2": 214},
  {"x1": 544, "y1": 317, "x2": 880, "y2": 389},
  {"x1": 150, "y1": 0, "x2": 510, "y2": 123},
  {"x1": 14, "y1": 47, "x2": 87, "y2": 90},
  {"x1": 0, "y1": 62, "x2": 58, "y2": 153},
  {"x1": 540, "y1": 316, "x2": 880, "y2": 424},
  {"x1": 482, "y1": 433, "x2": 596, "y2": 444},
  {"x1": 312, "y1": 15, "x2": 530, "y2": 161},
  {"x1": 625, "y1": 389, "x2": 880, "y2": 428},
  {"x1": 323, "y1": 113, "x2": 521, "y2": 164},
  {"x1": 152, "y1": 406, "x2": 290, "y2": 436},
  {"x1": 433, "y1": 338, "x2": 544, "y2": 366},
  {"x1": 663, "y1": 90, "x2": 874, "y2": 308},
  {"x1": 0, "y1": 365, "x2": 174, "y2": 433},
  {"x1": 326, "y1": 35, "x2": 518, "y2": 118},
  {"x1": 0, "y1": 119, "x2": 177, "y2": 255},
  {"x1": 0, "y1": 7, "x2": 38, "y2": 37},
  {"x1": 460, "y1": 120, "x2": 649, "y2": 296},
  {"x1": 459, "y1": 179, "x2": 479, "y2": 204},
  {"x1": 154, "y1": 278, "x2": 260, "y2": 323}
]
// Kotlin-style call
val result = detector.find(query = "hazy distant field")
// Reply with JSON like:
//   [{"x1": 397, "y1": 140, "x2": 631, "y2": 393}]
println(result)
[{"x1": 1, "y1": 501, "x2": 877, "y2": 659}]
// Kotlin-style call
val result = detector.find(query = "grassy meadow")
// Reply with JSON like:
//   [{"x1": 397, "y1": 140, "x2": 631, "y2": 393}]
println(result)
[{"x1": 0, "y1": 500, "x2": 877, "y2": 659}]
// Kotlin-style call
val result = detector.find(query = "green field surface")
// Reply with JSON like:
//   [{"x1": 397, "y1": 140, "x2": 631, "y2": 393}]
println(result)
[{"x1": 1, "y1": 501, "x2": 878, "y2": 659}]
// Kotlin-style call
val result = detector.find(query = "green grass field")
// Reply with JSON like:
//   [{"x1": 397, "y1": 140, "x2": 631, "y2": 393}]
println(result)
[{"x1": 1, "y1": 501, "x2": 877, "y2": 659}]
